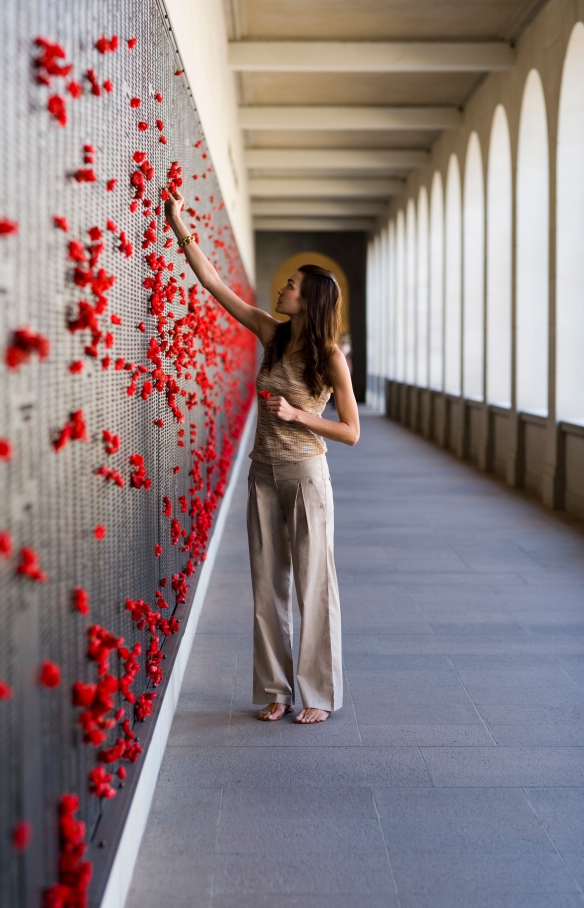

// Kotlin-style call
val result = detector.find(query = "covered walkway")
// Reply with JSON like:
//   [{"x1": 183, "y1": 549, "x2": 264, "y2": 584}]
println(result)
[{"x1": 127, "y1": 411, "x2": 584, "y2": 908}]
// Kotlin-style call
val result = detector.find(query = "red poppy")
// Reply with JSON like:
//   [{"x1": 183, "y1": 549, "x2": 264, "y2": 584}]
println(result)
[
  {"x1": 0, "y1": 679, "x2": 13, "y2": 700},
  {"x1": 106, "y1": 178, "x2": 116, "y2": 192},
  {"x1": 47, "y1": 94, "x2": 67, "y2": 126},
  {"x1": 154, "y1": 544, "x2": 162, "y2": 557},
  {"x1": 93, "y1": 525, "x2": 106, "y2": 540},
  {"x1": 5, "y1": 328, "x2": 50, "y2": 369},
  {"x1": 53, "y1": 215, "x2": 69, "y2": 231},
  {"x1": 130, "y1": 97, "x2": 141, "y2": 108},
  {"x1": 39, "y1": 661, "x2": 61, "y2": 688},
  {"x1": 72, "y1": 587, "x2": 89, "y2": 615},
  {"x1": 155, "y1": 93, "x2": 163, "y2": 102},
  {"x1": 69, "y1": 360, "x2": 84, "y2": 373},
  {"x1": 174, "y1": 70, "x2": 184, "y2": 76},
  {"x1": 0, "y1": 438, "x2": 13, "y2": 460},
  {"x1": 137, "y1": 121, "x2": 148, "y2": 131},
  {"x1": 0, "y1": 218, "x2": 18, "y2": 236},
  {"x1": 95, "y1": 35, "x2": 119, "y2": 54},
  {"x1": 103, "y1": 79, "x2": 113, "y2": 92},
  {"x1": 0, "y1": 531, "x2": 12, "y2": 558},
  {"x1": 73, "y1": 168, "x2": 97, "y2": 183},
  {"x1": 11, "y1": 821, "x2": 33, "y2": 853}
]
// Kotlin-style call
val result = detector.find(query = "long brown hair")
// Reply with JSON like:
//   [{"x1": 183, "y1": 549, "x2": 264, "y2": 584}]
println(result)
[{"x1": 261, "y1": 264, "x2": 342, "y2": 397}]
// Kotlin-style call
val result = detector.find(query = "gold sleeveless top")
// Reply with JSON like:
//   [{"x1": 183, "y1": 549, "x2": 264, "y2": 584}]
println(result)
[{"x1": 249, "y1": 358, "x2": 332, "y2": 464}]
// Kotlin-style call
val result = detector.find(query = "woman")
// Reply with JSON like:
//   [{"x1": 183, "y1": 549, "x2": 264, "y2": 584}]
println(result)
[{"x1": 165, "y1": 188, "x2": 360, "y2": 724}]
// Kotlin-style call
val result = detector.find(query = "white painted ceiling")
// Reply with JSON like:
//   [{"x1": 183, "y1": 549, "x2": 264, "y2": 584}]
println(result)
[{"x1": 222, "y1": 0, "x2": 548, "y2": 232}]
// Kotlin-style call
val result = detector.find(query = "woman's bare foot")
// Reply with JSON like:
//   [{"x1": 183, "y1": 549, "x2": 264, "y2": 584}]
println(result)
[
  {"x1": 256, "y1": 703, "x2": 294, "y2": 721},
  {"x1": 294, "y1": 708, "x2": 330, "y2": 723}
]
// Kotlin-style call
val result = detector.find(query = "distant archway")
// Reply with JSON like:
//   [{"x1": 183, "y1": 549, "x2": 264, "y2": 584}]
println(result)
[
  {"x1": 445, "y1": 154, "x2": 462, "y2": 396},
  {"x1": 429, "y1": 170, "x2": 444, "y2": 390},
  {"x1": 517, "y1": 69, "x2": 549, "y2": 415},
  {"x1": 463, "y1": 131, "x2": 485, "y2": 400},
  {"x1": 270, "y1": 251, "x2": 350, "y2": 335},
  {"x1": 556, "y1": 23, "x2": 584, "y2": 422},
  {"x1": 486, "y1": 104, "x2": 512, "y2": 407},
  {"x1": 416, "y1": 186, "x2": 429, "y2": 388},
  {"x1": 405, "y1": 198, "x2": 417, "y2": 384}
]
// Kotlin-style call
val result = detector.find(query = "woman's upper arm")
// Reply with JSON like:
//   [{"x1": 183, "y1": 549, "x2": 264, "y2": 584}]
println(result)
[
  {"x1": 206, "y1": 278, "x2": 280, "y2": 344},
  {"x1": 329, "y1": 347, "x2": 360, "y2": 435}
]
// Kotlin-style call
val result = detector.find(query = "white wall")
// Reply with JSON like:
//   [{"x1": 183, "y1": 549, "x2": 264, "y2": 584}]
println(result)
[{"x1": 164, "y1": 0, "x2": 254, "y2": 281}]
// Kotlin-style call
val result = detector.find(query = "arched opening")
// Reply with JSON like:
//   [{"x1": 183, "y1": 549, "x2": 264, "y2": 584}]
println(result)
[
  {"x1": 486, "y1": 104, "x2": 512, "y2": 407},
  {"x1": 517, "y1": 69, "x2": 549, "y2": 415},
  {"x1": 417, "y1": 186, "x2": 430, "y2": 388},
  {"x1": 445, "y1": 154, "x2": 462, "y2": 396},
  {"x1": 463, "y1": 132, "x2": 485, "y2": 400},
  {"x1": 405, "y1": 199, "x2": 417, "y2": 384},
  {"x1": 387, "y1": 220, "x2": 396, "y2": 380},
  {"x1": 395, "y1": 209, "x2": 406, "y2": 381},
  {"x1": 430, "y1": 171, "x2": 444, "y2": 390},
  {"x1": 556, "y1": 23, "x2": 584, "y2": 423},
  {"x1": 270, "y1": 251, "x2": 350, "y2": 335}
]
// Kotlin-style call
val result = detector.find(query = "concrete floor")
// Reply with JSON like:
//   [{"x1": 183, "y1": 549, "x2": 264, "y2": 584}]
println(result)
[{"x1": 126, "y1": 410, "x2": 584, "y2": 908}]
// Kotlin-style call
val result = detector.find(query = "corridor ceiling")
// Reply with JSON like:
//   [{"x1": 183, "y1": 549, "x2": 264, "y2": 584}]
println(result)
[{"x1": 222, "y1": 0, "x2": 548, "y2": 232}]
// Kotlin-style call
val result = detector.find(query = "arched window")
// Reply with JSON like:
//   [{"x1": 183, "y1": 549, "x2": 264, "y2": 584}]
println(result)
[
  {"x1": 417, "y1": 186, "x2": 430, "y2": 388},
  {"x1": 463, "y1": 132, "x2": 485, "y2": 400},
  {"x1": 387, "y1": 220, "x2": 396, "y2": 380},
  {"x1": 517, "y1": 70, "x2": 549, "y2": 415},
  {"x1": 445, "y1": 154, "x2": 462, "y2": 395},
  {"x1": 556, "y1": 23, "x2": 584, "y2": 423},
  {"x1": 429, "y1": 171, "x2": 444, "y2": 390},
  {"x1": 395, "y1": 209, "x2": 406, "y2": 381},
  {"x1": 405, "y1": 199, "x2": 417, "y2": 384},
  {"x1": 486, "y1": 105, "x2": 512, "y2": 407}
]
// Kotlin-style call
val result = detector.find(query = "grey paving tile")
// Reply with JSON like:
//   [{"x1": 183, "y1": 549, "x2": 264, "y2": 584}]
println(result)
[
  {"x1": 212, "y1": 897, "x2": 396, "y2": 908},
  {"x1": 526, "y1": 788, "x2": 584, "y2": 853},
  {"x1": 215, "y1": 817, "x2": 385, "y2": 854},
  {"x1": 213, "y1": 852, "x2": 396, "y2": 895},
  {"x1": 159, "y1": 745, "x2": 431, "y2": 788},
  {"x1": 374, "y1": 787, "x2": 554, "y2": 853},
  {"x1": 563, "y1": 853, "x2": 584, "y2": 889},
  {"x1": 391, "y1": 852, "x2": 579, "y2": 896},
  {"x1": 220, "y1": 786, "x2": 377, "y2": 818},
  {"x1": 421, "y1": 746, "x2": 584, "y2": 787},
  {"x1": 458, "y1": 668, "x2": 584, "y2": 707},
  {"x1": 360, "y1": 724, "x2": 494, "y2": 746},
  {"x1": 344, "y1": 654, "x2": 453, "y2": 671},
  {"x1": 398, "y1": 893, "x2": 584, "y2": 908}
]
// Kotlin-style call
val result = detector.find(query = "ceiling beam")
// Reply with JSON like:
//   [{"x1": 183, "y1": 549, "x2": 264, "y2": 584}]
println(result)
[
  {"x1": 254, "y1": 216, "x2": 376, "y2": 232},
  {"x1": 228, "y1": 41, "x2": 515, "y2": 73},
  {"x1": 245, "y1": 148, "x2": 429, "y2": 171},
  {"x1": 240, "y1": 105, "x2": 461, "y2": 131},
  {"x1": 249, "y1": 177, "x2": 404, "y2": 198},
  {"x1": 252, "y1": 199, "x2": 390, "y2": 217}
]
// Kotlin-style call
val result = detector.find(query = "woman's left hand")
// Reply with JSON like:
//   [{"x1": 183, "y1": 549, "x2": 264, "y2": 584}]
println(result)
[{"x1": 263, "y1": 395, "x2": 298, "y2": 423}]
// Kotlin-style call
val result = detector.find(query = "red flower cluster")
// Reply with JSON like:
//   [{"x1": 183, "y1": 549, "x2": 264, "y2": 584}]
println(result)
[
  {"x1": 5, "y1": 327, "x2": 50, "y2": 369},
  {"x1": 16, "y1": 547, "x2": 48, "y2": 582},
  {"x1": 102, "y1": 430, "x2": 120, "y2": 455},
  {"x1": 0, "y1": 217, "x2": 18, "y2": 235},
  {"x1": 42, "y1": 795, "x2": 91, "y2": 908},
  {"x1": 95, "y1": 35, "x2": 119, "y2": 54},
  {"x1": 0, "y1": 531, "x2": 12, "y2": 558},
  {"x1": 53, "y1": 410, "x2": 88, "y2": 452},
  {"x1": 39, "y1": 661, "x2": 61, "y2": 688},
  {"x1": 135, "y1": 691, "x2": 157, "y2": 721},
  {"x1": 12, "y1": 820, "x2": 33, "y2": 853},
  {"x1": 72, "y1": 588, "x2": 89, "y2": 615},
  {"x1": 0, "y1": 438, "x2": 13, "y2": 460},
  {"x1": 96, "y1": 465, "x2": 124, "y2": 487},
  {"x1": 129, "y1": 453, "x2": 151, "y2": 489}
]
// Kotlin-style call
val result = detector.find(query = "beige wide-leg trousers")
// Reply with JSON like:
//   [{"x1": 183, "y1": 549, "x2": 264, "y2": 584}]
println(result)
[{"x1": 246, "y1": 454, "x2": 343, "y2": 712}]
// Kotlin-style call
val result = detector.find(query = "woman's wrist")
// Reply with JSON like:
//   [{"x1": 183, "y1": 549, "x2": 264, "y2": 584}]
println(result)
[{"x1": 168, "y1": 215, "x2": 188, "y2": 238}]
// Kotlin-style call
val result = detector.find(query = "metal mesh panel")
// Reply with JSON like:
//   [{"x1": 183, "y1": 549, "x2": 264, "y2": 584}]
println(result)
[{"x1": 0, "y1": 2, "x2": 255, "y2": 905}]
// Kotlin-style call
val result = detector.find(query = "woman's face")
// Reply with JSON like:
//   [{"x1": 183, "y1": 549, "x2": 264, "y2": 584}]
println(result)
[{"x1": 275, "y1": 271, "x2": 304, "y2": 317}]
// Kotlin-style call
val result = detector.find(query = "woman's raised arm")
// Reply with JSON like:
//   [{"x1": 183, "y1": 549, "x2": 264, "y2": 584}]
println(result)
[{"x1": 164, "y1": 188, "x2": 278, "y2": 346}]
